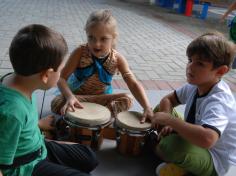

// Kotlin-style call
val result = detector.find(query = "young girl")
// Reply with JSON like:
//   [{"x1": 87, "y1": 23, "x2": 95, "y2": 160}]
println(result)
[{"x1": 51, "y1": 9, "x2": 153, "y2": 124}]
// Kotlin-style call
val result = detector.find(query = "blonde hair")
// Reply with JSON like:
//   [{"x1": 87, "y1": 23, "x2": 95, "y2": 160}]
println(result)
[
  {"x1": 187, "y1": 32, "x2": 236, "y2": 68},
  {"x1": 85, "y1": 9, "x2": 118, "y2": 40}
]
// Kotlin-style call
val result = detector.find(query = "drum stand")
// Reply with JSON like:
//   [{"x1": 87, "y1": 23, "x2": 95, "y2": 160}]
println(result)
[{"x1": 63, "y1": 116, "x2": 111, "y2": 150}]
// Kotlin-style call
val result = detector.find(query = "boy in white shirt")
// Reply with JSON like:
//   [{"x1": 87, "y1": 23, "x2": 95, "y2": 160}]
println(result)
[{"x1": 152, "y1": 32, "x2": 236, "y2": 176}]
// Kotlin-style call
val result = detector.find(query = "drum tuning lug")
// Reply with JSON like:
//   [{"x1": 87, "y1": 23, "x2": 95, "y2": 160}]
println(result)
[
  {"x1": 91, "y1": 130, "x2": 100, "y2": 150},
  {"x1": 140, "y1": 141, "x2": 145, "y2": 148},
  {"x1": 116, "y1": 136, "x2": 121, "y2": 145},
  {"x1": 95, "y1": 132, "x2": 100, "y2": 140},
  {"x1": 116, "y1": 131, "x2": 121, "y2": 144}
]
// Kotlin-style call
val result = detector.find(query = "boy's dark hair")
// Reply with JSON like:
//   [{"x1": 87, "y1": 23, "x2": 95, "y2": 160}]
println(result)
[
  {"x1": 186, "y1": 32, "x2": 236, "y2": 69},
  {"x1": 9, "y1": 24, "x2": 68, "y2": 76}
]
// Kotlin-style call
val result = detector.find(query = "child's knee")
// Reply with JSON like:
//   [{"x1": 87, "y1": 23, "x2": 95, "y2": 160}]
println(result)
[
  {"x1": 120, "y1": 93, "x2": 133, "y2": 100},
  {"x1": 86, "y1": 156, "x2": 99, "y2": 173},
  {"x1": 123, "y1": 93, "x2": 134, "y2": 107},
  {"x1": 79, "y1": 145, "x2": 99, "y2": 172},
  {"x1": 153, "y1": 105, "x2": 182, "y2": 119},
  {"x1": 113, "y1": 93, "x2": 134, "y2": 110},
  {"x1": 88, "y1": 151, "x2": 99, "y2": 172},
  {"x1": 158, "y1": 134, "x2": 188, "y2": 163},
  {"x1": 51, "y1": 95, "x2": 65, "y2": 114}
]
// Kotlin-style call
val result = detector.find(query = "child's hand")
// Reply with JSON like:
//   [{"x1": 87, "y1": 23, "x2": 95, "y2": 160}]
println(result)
[
  {"x1": 140, "y1": 107, "x2": 153, "y2": 123},
  {"x1": 61, "y1": 95, "x2": 84, "y2": 115},
  {"x1": 157, "y1": 126, "x2": 173, "y2": 141},
  {"x1": 151, "y1": 112, "x2": 171, "y2": 129},
  {"x1": 38, "y1": 115, "x2": 56, "y2": 131}
]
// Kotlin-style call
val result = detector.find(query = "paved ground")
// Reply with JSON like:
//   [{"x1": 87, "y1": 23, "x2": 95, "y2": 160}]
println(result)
[
  {"x1": 2, "y1": 1, "x2": 236, "y2": 175},
  {"x1": 1, "y1": 0, "x2": 236, "y2": 91}
]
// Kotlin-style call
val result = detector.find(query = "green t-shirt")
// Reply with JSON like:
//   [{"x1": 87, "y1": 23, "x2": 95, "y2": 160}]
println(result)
[{"x1": 0, "y1": 85, "x2": 47, "y2": 176}]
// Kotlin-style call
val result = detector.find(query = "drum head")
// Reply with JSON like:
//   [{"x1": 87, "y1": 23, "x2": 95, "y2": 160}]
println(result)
[
  {"x1": 116, "y1": 111, "x2": 151, "y2": 131},
  {"x1": 65, "y1": 102, "x2": 111, "y2": 126}
]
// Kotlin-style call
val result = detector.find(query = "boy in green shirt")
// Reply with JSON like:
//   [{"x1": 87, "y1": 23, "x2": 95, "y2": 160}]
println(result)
[{"x1": 0, "y1": 24, "x2": 98, "y2": 176}]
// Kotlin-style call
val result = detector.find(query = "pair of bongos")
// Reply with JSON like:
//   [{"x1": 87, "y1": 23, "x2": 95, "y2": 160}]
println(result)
[{"x1": 64, "y1": 102, "x2": 151, "y2": 155}]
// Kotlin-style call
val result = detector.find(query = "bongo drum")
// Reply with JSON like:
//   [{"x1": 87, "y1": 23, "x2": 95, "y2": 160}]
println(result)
[
  {"x1": 63, "y1": 102, "x2": 111, "y2": 150},
  {"x1": 115, "y1": 111, "x2": 151, "y2": 156}
]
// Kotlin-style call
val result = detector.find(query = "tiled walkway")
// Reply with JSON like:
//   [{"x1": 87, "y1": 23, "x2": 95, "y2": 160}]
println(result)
[
  {"x1": 1, "y1": 0, "x2": 236, "y2": 175},
  {"x1": 1, "y1": 0, "x2": 236, "y2": 91}
]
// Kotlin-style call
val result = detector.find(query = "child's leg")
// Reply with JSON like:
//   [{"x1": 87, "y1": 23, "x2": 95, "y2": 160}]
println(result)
[
  {"x1": 32, "y1": 160, "x2": 90, "y2": 176},
  {"x1": 157, "y1": 134, "x2": 217, "y2": 176},
  {"x1": 100, "y1": 93, "x2": 133, "y2": 117},
  {"x1": 36, "y1": 141, "x2": 98, "y2": 174},
  {"x1": 153, "y1": 104, "x2": 183, "y2": 119},
  {"x1": 51, "y1": 95, "x2": 66, "y2": 114},
  {"x1": 153, "y1": 104, "x2": 217, "y2": 175}
]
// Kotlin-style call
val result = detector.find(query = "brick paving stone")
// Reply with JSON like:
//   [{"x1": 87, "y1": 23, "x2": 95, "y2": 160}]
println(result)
[
  {"x1": 160, "y1": 75, "x2": 185, "y2": 80},
  {"x1": 154, "y1": 80, "x2": 172, "y2": 90},
  {"x1": 0, "y1": 0, "x2": 235, "y2": 92},
  {"x1": 0, "y1": 69, "x2": 13, "y2": 76},
  {"x1": 168, "y1": 81, "x2": 186, "y2": 89},
  {"x1": 0, "y1": 61, "x2": 12, "y2": 69},
  {"x1": 140, "y1": 80, "x2": 159, "y2": 90}
]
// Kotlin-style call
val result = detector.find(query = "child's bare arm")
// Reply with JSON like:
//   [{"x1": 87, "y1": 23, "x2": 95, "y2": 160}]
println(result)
[
  {"x1": 152, "y1": 113, "x2": 219, "y2": 148},
  {"x1": 57, "y1": 48, "x2": 84, "y2": 114},
  {"x1": 153, "y1": 92, "x2": 179, "y2": 135},
  {"x1": 0, "y1": 170, "x2": 2, "y2": 176},
  {"x1": 58, "y1": 48, "x2": 81, "y2": 98},
  {"x1": 158, "y1": 92, "x2": 179, "y2": 113},
  {"x1": 221, "y1": 1, "x2": 236, "y2": 21},
  {"x1": 117, "y1": 53, "x2": 153, "y2": 121}
]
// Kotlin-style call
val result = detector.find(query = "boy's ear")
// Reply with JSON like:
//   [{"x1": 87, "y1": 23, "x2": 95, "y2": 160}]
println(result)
[
  {"x1": 216, "y1": 65, "x2": 229, "y2": 76},
  {"x1": 40, "y1": 68, "x2": 54, "y2": 84}
]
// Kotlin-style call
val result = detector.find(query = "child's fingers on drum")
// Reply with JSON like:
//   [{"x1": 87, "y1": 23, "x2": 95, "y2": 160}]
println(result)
[
  {"x1": 140, "y1": 116, "x2": 146, "y2": 124},
  {"x1": 151, "y1": 118, "x2": 158, "y2": 128},
  {"x1": 159, "y1": 126, "x2": 173, "y2": 139},
  {"x1": 161, "y1": 127, "x2": 169, "y2": 136},
  {"x1": 67, "y1": 105, "x2": 75, "y2": 112},
  {"x1": 151, "y1": 123, "x2": 159, "y2": 130},
  {"x1": 157, "y1": 128, "x2": 167, "y2": 140},
  {"x1": 74, "y1": 101, "x2": 84, "y2": 109}
]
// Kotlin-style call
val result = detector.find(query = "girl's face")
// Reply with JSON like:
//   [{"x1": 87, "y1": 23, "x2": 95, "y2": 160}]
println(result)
[{"x1": 87, "y1": 23, "x2": 114, "y2": 58}]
